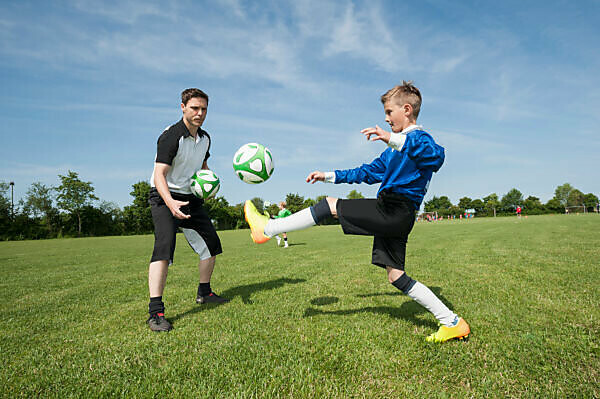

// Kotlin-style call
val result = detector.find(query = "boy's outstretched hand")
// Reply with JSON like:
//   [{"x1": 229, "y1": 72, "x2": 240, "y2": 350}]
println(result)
[
  {"x1": 306, "y1": 171, "x2": 325, "y2": 184},
  {"x1": 361, "y1": 125, "x2": 391, "y2": 144}
]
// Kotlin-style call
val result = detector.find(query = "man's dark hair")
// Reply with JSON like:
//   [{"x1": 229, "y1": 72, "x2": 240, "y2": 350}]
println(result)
[{"x1": 181, "y1": 88, "x2": 209, "y2": 105}]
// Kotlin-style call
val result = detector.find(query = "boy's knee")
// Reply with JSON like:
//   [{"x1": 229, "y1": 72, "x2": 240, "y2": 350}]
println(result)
[
  {"x1": 326, "y1": 197, "x2": 338, "y2": 217},
  {"x1": 310, "y1": 197, "x2": 338, "y2": 223}
]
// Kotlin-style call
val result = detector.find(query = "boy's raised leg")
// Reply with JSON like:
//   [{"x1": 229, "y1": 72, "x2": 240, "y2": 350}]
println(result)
[{"x1": 245, "y1": 198, "x2": 334, "y2": 244}]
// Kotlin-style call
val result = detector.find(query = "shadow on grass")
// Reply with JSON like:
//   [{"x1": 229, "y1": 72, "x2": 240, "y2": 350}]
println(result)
[
  {"x1": 303, "y1": 287, "x2": 453, "y2": 330},
  {"x1": 171, "y1": 277, "x2": 306, "y2": 322}
]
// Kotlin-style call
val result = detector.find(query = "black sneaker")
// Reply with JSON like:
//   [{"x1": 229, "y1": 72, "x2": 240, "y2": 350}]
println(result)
[
  {"x1": 196, "y1": 292, "x2": 230, "y2": 304},
  {"x1": 147, "y1": 313, "x2": 173, "y2": 332}
]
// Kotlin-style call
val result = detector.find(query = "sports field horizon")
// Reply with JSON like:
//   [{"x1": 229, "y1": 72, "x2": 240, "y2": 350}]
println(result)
[{"x1": 1, "y1": 214, "x2": 598, "y2": 397}]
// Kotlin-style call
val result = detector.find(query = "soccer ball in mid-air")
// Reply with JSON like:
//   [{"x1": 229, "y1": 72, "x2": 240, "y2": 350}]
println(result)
[
  {"x1": 233, "y1": 143, "x2": 274, "y2": 184},
  {"x1": 190, "y1": 170, "x2": 220, "y2": 199}
]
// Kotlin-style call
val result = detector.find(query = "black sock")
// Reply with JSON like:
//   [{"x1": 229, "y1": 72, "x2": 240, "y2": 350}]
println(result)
[
  {"x1": 284, "y1": 237, "x2": 288, "y2": 242},
  {"x1": 391, "y1": 273, "x2": 416, "y2": 294},
  {"x1": 149, "y1": 296, "x2": 164, "y2": 316},
  {"x1": 198, "y1": 282, "x2": 211, "y2": 297},
  {"x1": 310, "y1": 198, "x2": 334, "y2": 224}
]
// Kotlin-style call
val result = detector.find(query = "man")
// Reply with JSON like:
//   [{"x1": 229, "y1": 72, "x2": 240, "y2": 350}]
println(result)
[{"x1": 147, "y1": 88, "x2": 229, "y2": 333}]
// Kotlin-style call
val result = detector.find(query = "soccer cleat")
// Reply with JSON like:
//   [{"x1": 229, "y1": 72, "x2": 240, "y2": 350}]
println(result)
[
  {"x1": 196, "y1": 292, "x2": 230, "y2": 304},
  {"x1": 147, "y1": 313, "x2": 173, "y2": 332},
  {"x1": 426, "y1": 318, "x2": 470, "y2": 343},
  {"x1": 244, "y1": 200, "x2": 271, "y2": 244}
]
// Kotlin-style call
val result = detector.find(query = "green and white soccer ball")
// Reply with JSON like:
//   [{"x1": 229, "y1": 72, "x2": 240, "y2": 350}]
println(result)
[
  {"x1": 233, "y1": 143, "x2": 274, "y2": 184},
  {"x1": 190, "y1": 170, "x2": 220, "y2": 199}
]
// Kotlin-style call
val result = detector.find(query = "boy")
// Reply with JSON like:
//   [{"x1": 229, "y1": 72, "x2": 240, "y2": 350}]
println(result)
[
  {"x1": 273, "y1": 201, "x2": 292, "y2": 248},
  {"x1": 146, "y1": 88, "x2": 229, "y2": 333},
  {"x1": 245, "y1": 81, "x2": 470, "y2": 342}
]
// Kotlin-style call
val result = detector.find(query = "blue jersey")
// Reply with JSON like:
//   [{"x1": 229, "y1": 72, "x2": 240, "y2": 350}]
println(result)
[{"x1": 334, "y1": 128, "x2": 444, "y2": 209}]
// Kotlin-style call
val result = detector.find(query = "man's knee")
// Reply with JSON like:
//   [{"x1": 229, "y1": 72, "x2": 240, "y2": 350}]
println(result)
[{"x1": 386, "y1": 267, "x2": 405, "y2": 284}]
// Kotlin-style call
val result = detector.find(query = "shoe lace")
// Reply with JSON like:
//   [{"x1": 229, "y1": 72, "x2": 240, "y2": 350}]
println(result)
[{"x1": 149, "y1": 313, "x2": 164, "y2": 324}]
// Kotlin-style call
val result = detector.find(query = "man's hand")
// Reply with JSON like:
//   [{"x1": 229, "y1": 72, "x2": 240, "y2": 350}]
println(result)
[
  {"x1": 167, "y1": 199, "x2": 191, "y2": 219},
  {"x1": 361, "y1": 125, "x2": 391, "y2": 144},
  {"x1": 306, "y1": 171, "x2": 325, "y2": 184}
]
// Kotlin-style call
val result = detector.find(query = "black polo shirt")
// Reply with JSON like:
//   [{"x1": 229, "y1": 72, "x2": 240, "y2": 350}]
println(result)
[{"x1": 150, "y1": 119, "x2": 211, "y2": 195}]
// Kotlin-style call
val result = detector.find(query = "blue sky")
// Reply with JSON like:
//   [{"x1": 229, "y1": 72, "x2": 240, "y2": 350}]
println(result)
[{"x1": 1, "y1": 0, "x2": 599, "y2": 209}]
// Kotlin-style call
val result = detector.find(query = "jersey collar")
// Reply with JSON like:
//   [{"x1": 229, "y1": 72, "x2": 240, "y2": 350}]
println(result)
[
  {"x1": 400, "y1": 124, "x2": 423, "y2": 134},
  {"x1": 177, "y1": 118, "x2": 206, "y2": 139}
]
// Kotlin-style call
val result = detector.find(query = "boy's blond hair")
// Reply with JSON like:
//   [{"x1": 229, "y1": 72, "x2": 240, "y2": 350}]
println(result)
[{"x1": 381, "y1": 81, "x2": 422, "y2": 120}]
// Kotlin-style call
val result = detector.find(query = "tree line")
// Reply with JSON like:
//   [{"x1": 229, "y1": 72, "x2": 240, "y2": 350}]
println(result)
[
  {"x1": 424, "y1": 183, "x2": 599, "y2": 217},
  {"x1": 0, "y1": 172, "x2": 597, "y2": 241}
]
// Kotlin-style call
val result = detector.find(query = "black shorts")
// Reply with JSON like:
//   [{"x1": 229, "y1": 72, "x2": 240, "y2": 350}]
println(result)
[
  {"x1": 149, "y1": 189, "x2": 222, "y2": 264},
  {"x1": 336, "y1": 191, "x2": 416, "y2": 270}
]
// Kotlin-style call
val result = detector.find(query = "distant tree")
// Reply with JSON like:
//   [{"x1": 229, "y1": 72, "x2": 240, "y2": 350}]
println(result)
[
  {"x1": 231, "y1": 202, "x2": 247, "y2": 229},
  {"x1": 347, "y1": 190, "x2": 364, "y2": 199},
  {"x1": 554, "y1": 183, "x2": 574, "y2": 207},
  {"x1": 23, "y1": 182, "x2": 58, "y2": 234},
  {"x1": 458, "y1": 197, "x2": 473, "y2": 210},
  {"x1": 265, "y1": 202, "x2": 280, "y2": 217},
  {"x1": 315, "y1": 195, "x2": 328, "y2": 203},
  {"x1": 583, "y1": 193, "x2": 599, "y2": 212},
  {"x1": 123, "y1": 181, "x2": 153, "y2": 234},
  {"x1": 0, "y1": 182, "x2": 12, "y2": 238},
  {"x1": 483, "y1": 193, "x2": 500, "y2": 217},
  {"x1": 285, "y1": 193, "x2": 305, "y2": 213},
  {"x1": 523, "y1": 196, "x2": 544, "y2": 214},
  {"x1": 424, "y1": 196, "x2": 452, "y2": 212},
  {"x1": 566, "y1": 189, "x2": 585, "y2": 207},
  {"x1": 501, "y1": 188, "x2": 523, "y2": 211},
  {"x1": 302, "y1": 198, "x2": 316, "y2": 209},
  {"x1": 471, "y1": 199, "x2": 484, "y2": 213},
  {"x1": 79, "y1": 201, "x2": 123, "y2": 237},
  {"x1": 545, "y1": 198, "x2": 563, "y2": 213},
  {"x1": 55, "y1": 171, "x2": 99, "y2": 236},
  {"x1": 250, "y1": 197, "x2": 264, "y2": 213},
  {"x1": 203, "y1": 196, "x2": 229, "y2": 229}
]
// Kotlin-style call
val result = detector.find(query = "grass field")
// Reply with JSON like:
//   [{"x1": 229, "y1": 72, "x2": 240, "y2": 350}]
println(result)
[{"x1": 1, "y1": 214, "x2": 599, "y2": 398}]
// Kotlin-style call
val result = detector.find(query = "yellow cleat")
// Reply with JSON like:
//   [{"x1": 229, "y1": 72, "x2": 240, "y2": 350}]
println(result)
[
  {"x1": 244, "y1": 200, "x2": 271, "y2": 244},
  {"x1": 426, "y1": 318, "x2": 470, "y2": 343}
]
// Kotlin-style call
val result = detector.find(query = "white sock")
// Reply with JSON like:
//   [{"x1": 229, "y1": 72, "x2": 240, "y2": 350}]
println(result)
[
  {"x1": 406, "y1": 281, "x2": 458, "y2": 327},
  {"x1": 275, "y1": 235, "x2": 281, "y2": 245},
  {"x1": 265, "y1": 208, "x2": 315, "y2": 237}
]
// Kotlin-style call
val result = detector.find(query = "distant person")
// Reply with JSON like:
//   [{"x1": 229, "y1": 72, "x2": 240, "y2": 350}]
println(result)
[
  {"x1": 146, "y1": 88, "x2": 229, "y2": 333},
  {"x1": 244, "y1": 81, "x2": 470, "y2": 343},
  {"x1": 516, "y1": 205, "x2": 522, "y2": 218},
  {"x1": 272, "y1": 201, "x2": 292, "y2": 248}
]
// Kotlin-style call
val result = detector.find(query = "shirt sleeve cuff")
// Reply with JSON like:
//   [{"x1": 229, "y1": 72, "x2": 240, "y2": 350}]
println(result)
[
  {"x1": 388, "y1": 133, "x2": 407, "y2": 151},
  {"x1": 324, "y1": 171, "x2": 336, "y2": 183}
]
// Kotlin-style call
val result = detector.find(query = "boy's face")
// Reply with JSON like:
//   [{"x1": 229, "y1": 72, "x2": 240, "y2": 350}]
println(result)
[{"x1": 384, "y1": 100, "x2": 414, "y2": 133}]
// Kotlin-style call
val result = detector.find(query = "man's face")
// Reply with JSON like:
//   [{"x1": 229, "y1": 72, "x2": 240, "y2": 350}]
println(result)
[
  {"x1": 181, "y1": 97, "x2": 208, "y2": 128},
  {"x1": 384, "y1": 101, "x2": 412, "y2": 133}
]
